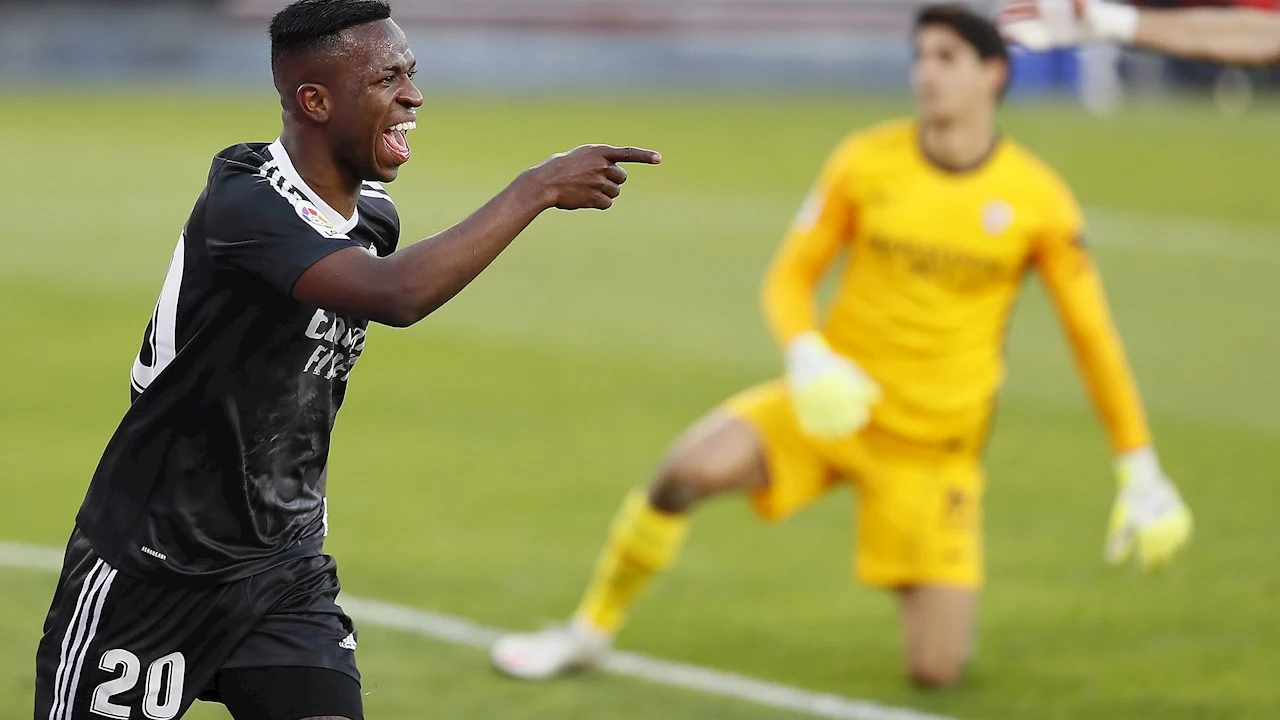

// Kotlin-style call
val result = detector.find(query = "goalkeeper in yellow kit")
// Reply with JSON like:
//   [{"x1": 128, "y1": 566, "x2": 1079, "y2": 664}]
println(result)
[{"x1": 493, "y1": 3, "x2": 1192, "y2": 688}]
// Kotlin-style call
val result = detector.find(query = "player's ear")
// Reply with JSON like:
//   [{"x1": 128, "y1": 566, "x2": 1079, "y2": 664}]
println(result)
[
  {"x1": 296, "y1": 83, "x2": 332, "y2": 124},
  {"x1": 986, "y1": 59, "x2": 1010, "y2": 102}
]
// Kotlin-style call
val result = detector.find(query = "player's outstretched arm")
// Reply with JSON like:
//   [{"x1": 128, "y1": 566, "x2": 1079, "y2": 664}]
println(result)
[
  {"x1": 293, "y1": 145, "x2": 660, "y2": 327},
  {"x1": 1036, "y1": 222, "x2": 1192, "y2": 571},
  {"x1": 764, "y1": 139, "x2": 881, "y2": 440}
]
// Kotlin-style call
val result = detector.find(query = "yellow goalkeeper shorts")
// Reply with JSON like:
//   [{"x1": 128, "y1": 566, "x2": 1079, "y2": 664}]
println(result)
[{"x1": 725, "y1": 380, "x2": 985, "y2": 590}]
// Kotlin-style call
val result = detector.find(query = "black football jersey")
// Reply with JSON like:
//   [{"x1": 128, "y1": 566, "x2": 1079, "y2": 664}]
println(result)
[{"x1": 76, "y1": 140, "x2": 401, "y2": 585}]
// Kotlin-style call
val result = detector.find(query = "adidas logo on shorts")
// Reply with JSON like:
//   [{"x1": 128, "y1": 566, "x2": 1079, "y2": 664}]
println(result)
[{"x1": 339, "y1": 633, "x2": 357, "y2": 651}]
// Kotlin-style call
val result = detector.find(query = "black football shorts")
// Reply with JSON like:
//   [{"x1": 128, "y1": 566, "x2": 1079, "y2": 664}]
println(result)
[{"x1": 33, "y1": 528, "x2": 361, "y2": 720}]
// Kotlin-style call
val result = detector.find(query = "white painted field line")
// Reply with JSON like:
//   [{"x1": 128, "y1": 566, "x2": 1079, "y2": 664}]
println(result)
[
  {"x1": 1083, "y1": 205, "x2": 1280, "y2": 264},
  {"x1": 0, "y1": 541, "x2": 62, "y2": 572},
  {"x1": 0, "y1": 541, "x2": 963, "y2": 720}
]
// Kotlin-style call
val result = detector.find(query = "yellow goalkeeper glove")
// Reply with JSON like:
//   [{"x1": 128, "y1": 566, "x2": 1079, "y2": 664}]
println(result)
[
  {"x1": 1105, "y1": 448, "x2": 1192, "y2": 571},
  {"x1": 784, "y1": 332, "x2": 881, "y2": 440}
]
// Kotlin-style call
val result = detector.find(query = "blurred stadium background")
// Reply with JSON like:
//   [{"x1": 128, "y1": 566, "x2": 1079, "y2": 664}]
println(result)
[{"x1": 2, "y1": 1, "x2": 1279, "y2": 719}]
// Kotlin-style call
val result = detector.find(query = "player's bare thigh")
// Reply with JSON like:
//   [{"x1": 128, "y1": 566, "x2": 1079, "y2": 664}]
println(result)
[
  {"x1": 898, "y1": 585, "x2": 977, "y2": 688},
  {"x1": 648, "y1": 410, "x2": 769, "y2": 513}
]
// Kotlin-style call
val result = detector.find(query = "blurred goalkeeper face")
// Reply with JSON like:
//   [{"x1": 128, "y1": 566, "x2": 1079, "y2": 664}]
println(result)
[{"x1": 911, "y1": 25, "x2": 1007, "y2": 125}]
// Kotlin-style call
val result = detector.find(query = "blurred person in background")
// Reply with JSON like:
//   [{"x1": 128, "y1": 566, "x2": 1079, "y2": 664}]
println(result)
[
  {"x1": 1002, "y1": 0, "x2": 1280, "y2": 65},
  {"x1": 492, "y1": 3, "x2": 1191, "y2": 690}
]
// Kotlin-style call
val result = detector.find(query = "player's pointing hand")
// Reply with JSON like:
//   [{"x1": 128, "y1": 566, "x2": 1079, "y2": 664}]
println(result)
[
  {"x1": 601, "y1": 146, "x2": 662, "y2": 165},
  {"x1": 527, "y1": 144, "x2": 662, "y2": 211}
]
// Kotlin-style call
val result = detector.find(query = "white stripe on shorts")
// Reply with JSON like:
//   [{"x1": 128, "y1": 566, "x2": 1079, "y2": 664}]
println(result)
[
  {"x1": 49, "y1": 560, "x2": 106, "y2": 720},
  {"x1": 49, "y1": 559, "x2": 117, "y2": 720},
  {"x1": 61, "y1": 567, "x2": 117, "y2": 720}
]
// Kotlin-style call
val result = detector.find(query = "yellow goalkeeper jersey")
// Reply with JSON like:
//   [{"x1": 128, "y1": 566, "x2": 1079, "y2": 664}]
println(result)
[{"x1": 763, "y1": 119, "x2": 1150, "y2": 452}]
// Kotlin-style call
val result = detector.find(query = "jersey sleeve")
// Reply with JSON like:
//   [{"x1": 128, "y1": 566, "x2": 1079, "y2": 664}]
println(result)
[
  {"x1": 762, "y1": 134, "x2": 860, "y2": 346},
  {"x1": 1033, "y1": 175, "x2": 1152, "y2": 453},
  {"x1": 357, "y1": 184, "x2": 403, "y2": 256},
  {"x1": 204, "y1": 169, "x2": 362, "y2": 296}
]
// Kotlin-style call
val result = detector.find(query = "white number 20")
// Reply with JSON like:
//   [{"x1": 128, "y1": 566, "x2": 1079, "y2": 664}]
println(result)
[{"x1": 90, "y1": 650, "x2": 185, "y2": 720}]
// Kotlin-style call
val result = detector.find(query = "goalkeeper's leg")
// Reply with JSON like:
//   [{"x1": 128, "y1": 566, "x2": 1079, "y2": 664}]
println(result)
[
  {"x1": 899, "y1": 585, "x2": 977, "y2": 688},
  {"x1": 855, "y1": 436, "x2": 985, "y2": 689},
  {"x1": 490, "y1": 410, "x2": 769, "y2": 680},
  {"x1": 580, "y1": 410, "x2": 771, "y2": 630}
]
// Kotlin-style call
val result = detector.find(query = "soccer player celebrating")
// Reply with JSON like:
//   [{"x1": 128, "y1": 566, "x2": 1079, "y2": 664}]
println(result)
[
  {"x1": 1001, "y1": 0, "x2": 1280, "y2": 65},
  {"x1": 33, "y1": 1, "x2": 658, "y2": 718},
  {"x1": 492, "y1": 3, "x2": 1190, "y2": 689}
]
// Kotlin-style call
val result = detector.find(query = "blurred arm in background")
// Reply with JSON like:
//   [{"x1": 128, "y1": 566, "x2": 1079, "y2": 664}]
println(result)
[
  {"x1": 1001, "y1": 0, "x2": 1280, "y2": 65},
  {"x1": 1129, "y1": 3, "x2": 1280, "y2": 65}
]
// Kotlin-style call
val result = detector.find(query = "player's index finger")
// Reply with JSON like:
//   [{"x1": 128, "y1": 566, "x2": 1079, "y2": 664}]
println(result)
[{"x1": 602, "y1": 146, "x2": 662, "y2": 165}]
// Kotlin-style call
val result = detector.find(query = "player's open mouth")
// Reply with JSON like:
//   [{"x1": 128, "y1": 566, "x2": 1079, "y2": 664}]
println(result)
[{"x1": 382, "y1": 121, "x2": 416, "y2": 163}]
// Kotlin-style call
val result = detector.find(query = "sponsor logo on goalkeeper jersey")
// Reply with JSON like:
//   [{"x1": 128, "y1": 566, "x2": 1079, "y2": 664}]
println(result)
[{"x1": 868, "y1": 234, "x2": 1014, "y2": 290}]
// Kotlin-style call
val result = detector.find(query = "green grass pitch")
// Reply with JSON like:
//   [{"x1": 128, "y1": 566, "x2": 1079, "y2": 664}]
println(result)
[{"x1": 1, "y1": 90, "x2": 1278, "y2": 720}]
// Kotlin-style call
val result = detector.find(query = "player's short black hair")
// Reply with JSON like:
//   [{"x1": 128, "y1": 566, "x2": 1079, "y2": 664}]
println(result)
[
  {"x1": 914, "y1": 3, "x2": 1010, "y2": 65},
  {"x1": 269, "y1": 0, "x2": 393, "y2": 69},
  {"x1": 914, "y1": 3, "x2": 1011, "y2": 98}
]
